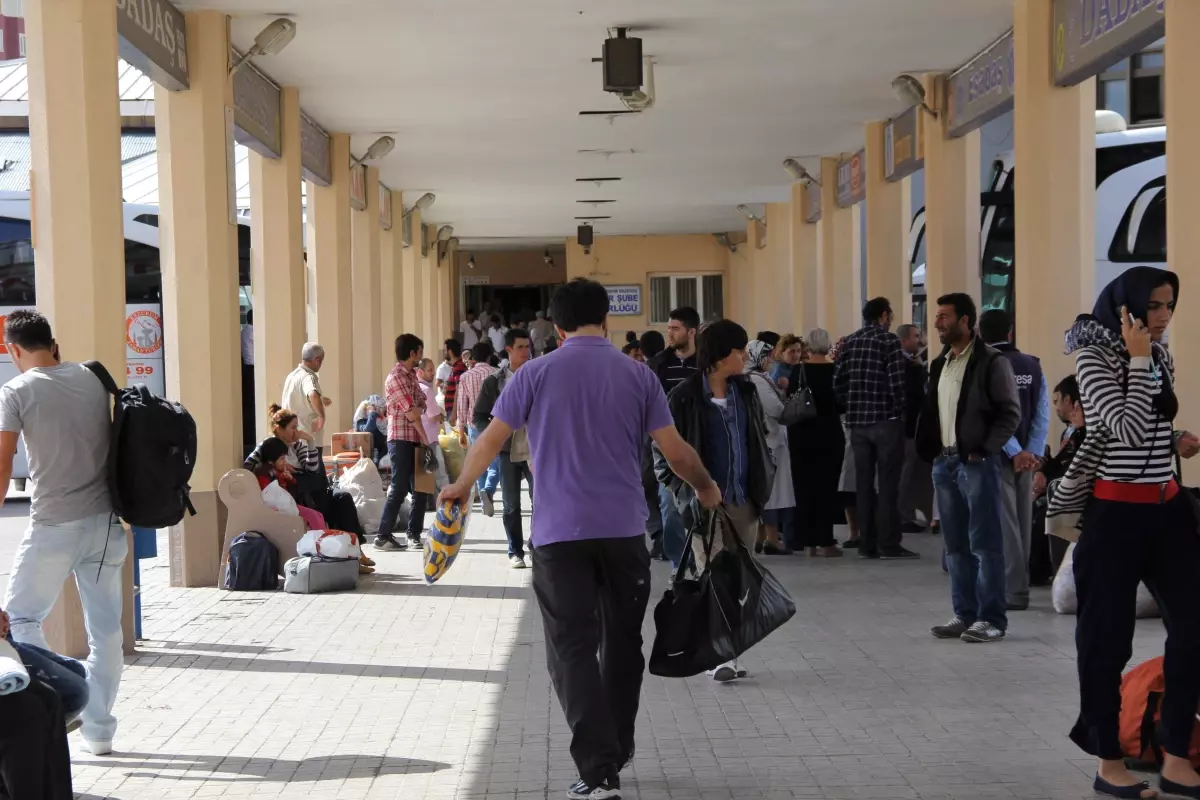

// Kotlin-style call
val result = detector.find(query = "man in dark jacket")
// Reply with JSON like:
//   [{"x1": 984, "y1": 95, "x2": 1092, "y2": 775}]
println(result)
[
  {"x1": 473, "y1": 328, "x2": 534, "y2": 568},
  {"x1": 654, "y1": 319, "x2": 774, "y2": 683},
  {"x1": 897, "y1": 323, "x2": 932, "y2": 533},
  {"x1": 916, "y1": 293, "x2": 1021, "y2": 644},
  {"x1": 979, "y1": 309, "x2": 1050, "y2": 612}
]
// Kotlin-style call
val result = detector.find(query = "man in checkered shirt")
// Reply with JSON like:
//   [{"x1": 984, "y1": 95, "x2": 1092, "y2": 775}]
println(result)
[
  {"x1": 375, "y1": 333, "x2": 429, "y2": 551},
  {"x1": 457, "y1": 341, "x2": 501, "y2": 516},
  {"x1": 834, "y1": 297, "x2": 918, "y2": 561}
]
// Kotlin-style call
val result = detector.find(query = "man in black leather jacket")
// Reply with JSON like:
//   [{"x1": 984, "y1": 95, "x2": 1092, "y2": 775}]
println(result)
[{"x1": 653, "y1": 320, "x2": 775, "y2": 683}]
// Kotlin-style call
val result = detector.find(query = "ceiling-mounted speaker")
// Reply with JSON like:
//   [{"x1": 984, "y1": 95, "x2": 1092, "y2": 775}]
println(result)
[
  {"x1": 577, "y1": 225, "x2": 594, "y2": 247},
  {"x1": 603, "y1": 28, "x2": 643, "y2": 94}
]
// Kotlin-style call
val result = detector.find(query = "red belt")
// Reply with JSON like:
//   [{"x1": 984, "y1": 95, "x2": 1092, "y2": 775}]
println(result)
[{"x1": 1093, "y1": 479, "x2": 1179, "y2": 504}]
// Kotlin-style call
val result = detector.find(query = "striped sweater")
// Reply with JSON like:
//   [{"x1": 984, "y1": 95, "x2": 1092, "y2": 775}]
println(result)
[{"x1": 1047, "y1": 318, "x2": 1175, "y2": 530}]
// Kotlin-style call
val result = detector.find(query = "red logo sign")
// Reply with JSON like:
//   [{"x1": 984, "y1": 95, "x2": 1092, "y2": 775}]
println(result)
[{"x1": 126, "y1": 309, "x2": 163, "y2": 356}]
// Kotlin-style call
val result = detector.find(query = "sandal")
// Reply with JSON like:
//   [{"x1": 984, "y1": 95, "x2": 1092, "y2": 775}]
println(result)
[{"x1": 1094, "y1": 775, "x2": 1156, "y2": 799}]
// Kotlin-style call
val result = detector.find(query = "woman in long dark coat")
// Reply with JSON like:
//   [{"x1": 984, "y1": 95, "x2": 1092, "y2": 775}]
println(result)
[{"x1": 788, "y1": 328, "x2": 845, "y2": 557}]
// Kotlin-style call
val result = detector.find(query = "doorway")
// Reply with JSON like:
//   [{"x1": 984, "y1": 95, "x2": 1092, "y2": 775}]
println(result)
[{"x1": 463, "y1": 284, "x2": 562, "y2": 326}]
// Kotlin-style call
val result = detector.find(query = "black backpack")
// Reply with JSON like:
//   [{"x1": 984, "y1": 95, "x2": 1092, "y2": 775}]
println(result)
[
  {"x1": 224, "y1": 531, "x2": 279, "y2": 591},
  {"x1": 83, "y1": 361, "x2": 198, "y2": 528}
]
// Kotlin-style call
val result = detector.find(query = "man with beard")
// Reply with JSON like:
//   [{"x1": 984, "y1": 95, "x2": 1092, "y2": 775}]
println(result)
[
  {"x1": 916, "y1": 293, "x2": 1020, "y2": 644},
  {"x1": 646, "y1": 306, "x2": 699, "y2": 568}
]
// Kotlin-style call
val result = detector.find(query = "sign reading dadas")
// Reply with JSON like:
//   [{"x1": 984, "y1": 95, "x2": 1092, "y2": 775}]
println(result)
[
  {"x1": 946, "y1": 29, "x2": 1014, "y2": 138},
  {"x1": 1053, "y1": 0, "x2": 1165, "y2": 87},
  {"x1": 116, "y1": 0, "x2": 189, "y2": 92},
  {"x1": 835, "y1": 150, "x2": 866, "y2": 208},
  {"x1": 885, "y1": 106, "x2": 924, "y2": 182}
]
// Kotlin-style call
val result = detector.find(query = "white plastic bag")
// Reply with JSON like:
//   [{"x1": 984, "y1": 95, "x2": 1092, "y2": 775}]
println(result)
[
  {"x1": 262, "y1": 480, "x2": 298, "y2": 516},
  {"x1": 1052, "y1": 542, "x2": 1161, "y2": 618},
  {"x1": 337, "y1": 457, "x2": 385, "y2": 536},
  {"x1": 297, "y1": 530, "x2": 361, "y2": 560}
]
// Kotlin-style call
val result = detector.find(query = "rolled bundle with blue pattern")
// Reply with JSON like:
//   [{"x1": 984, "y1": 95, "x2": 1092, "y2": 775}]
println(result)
[{"x1": 423, "y1": 491, "x2": 473, "y2": 584}]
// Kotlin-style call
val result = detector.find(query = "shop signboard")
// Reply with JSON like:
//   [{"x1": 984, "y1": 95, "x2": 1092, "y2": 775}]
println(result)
[
  {"x1": 232, "y1": 56, "x2": 282, "y2": 158},
  {"x1": 607, "y1": 285, "x2": 642, "y2": 316},
  {"x1": 885, "y1": 106, "x2": 924, "y2": 182},
  {"x1": 300, "y1": 113, "x2": 332, "y2": 186},
  {"x1": 946, "y1": 29, "x2": 1015, "y2": 138},
  {"x1": 1053, "y1": 0, "x2": 1166, "y2": 87},
  {"x1": 116, "y1": 0, "x2": 189, "y2": 91},
  {"x1": 835, "y1": 150, "x2": 866, "y2": 208}
]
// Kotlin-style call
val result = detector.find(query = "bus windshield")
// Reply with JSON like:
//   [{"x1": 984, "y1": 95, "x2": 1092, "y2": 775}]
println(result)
[{"x1": 981, "y1": 163, "x2": 1014, "y2": 314}]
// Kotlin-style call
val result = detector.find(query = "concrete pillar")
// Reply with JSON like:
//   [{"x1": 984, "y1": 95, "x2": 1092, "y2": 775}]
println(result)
[
  {"x1": 351, "y1": 166, "x2": 382, "y2": 404},
  {"x1": 306, "y1": 134, "x2": 353, "y2": 432},
  {"x1": 865, "y1": 120, "x2": 913, "y2": 320},
  {"x1": 789, "y1": 182, "x2": 819, "y2": 334},
  {"x1": 922, "y1": 74, "x2": 981, "y2": 327},
  {"x1": 817, "y1": 158, "x2": 861, "y2": 338},
  {"x1": 401, "y1": 203, "x2": 424, "y2": 338},
  {"x1": 380, "y1": 215, "x2": 398, "y2": 380},
  {"x1": 25, "y1": 0, "x2": 130, "y2": 654},
  {"x1": 1013, "y1": 0, "x2": 1095, "y2": 393},
  {"x1": 249, "y1": 86, "x2": 305, "y2": 440},
  {"x1": 422, "y1": 224, "x2": 438, "y2": 346},
  {"x1": 156, "y1": 10, "x2": 239, "y2": 587},
  {"x1": 1166, "y1": 4, "x2": 1200, "y2": 439},
  {"x1": 385, "y1": 191, "x2": 405, "y2": 361}
]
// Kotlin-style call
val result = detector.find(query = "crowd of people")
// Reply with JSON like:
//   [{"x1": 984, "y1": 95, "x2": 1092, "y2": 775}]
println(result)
[{"x1": 0, "y1": 262, "x2": 1198, "y2": 798}]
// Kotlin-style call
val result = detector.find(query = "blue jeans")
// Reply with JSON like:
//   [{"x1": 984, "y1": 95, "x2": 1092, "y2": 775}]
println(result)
[
  {"x1": 468, "y1": 425, "x2": 501, "y2": 499},
  {"x1": 659, "y1": 484, "x2": 688, "y2": 569},
  {"x1": 932, "y1": 454, "x2": 1007, "y2": 631},
  {"x1": 377, "y1": 440, "x2": 424, "y2": 541},
  {"x1": 11, "y1": 640, "x2": 89, "y2": 719},
  {"x1": 3, "y1": 512, "x2": 127, "y2": 742}
]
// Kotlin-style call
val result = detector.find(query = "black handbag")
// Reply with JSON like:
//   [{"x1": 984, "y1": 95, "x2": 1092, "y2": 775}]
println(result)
[
  {"x1": 781, "y1": 364, "x2": 816, "y2": 426},
  {"x1": 649, "y1": 506, "x2": 797, "y2": 678}
]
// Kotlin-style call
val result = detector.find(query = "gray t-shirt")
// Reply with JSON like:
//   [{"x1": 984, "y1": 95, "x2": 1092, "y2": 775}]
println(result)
[{"x1": 0, "y1": 362, "x2": 112, "y2": 523}]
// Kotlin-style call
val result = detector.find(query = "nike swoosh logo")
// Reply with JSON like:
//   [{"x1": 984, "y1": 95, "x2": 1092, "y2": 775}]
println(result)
[{"x1": 739, "y1": 590, "x2": 750, "y2": 607}]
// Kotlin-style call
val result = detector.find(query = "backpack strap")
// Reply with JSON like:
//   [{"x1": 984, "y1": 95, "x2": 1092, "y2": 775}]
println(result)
[{"x1": 82, "y1": 361, "x2": 121, "y2": 397}]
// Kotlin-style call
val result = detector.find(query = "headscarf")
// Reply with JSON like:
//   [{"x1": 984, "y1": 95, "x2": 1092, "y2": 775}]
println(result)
[
  {"x1": 744, "y1": 339, "x2": 772, "y2": 374},
  {"x1": 1092, "y1": 265, "x2": 1179, "y2": 334},
  {"x1": 1065, "y1": 267, "x2": 1179, "y2": 421},
  {"x1": 353, "y1": 394, "x2": 384, "y2": 424}
]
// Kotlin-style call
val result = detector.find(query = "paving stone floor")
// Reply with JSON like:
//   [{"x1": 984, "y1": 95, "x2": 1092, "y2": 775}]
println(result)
[{"x1": 0, "y1": 498, "x2": 1169, "y2": 799}]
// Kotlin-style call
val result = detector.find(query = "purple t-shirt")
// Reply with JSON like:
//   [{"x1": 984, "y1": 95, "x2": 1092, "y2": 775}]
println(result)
[{"x1": 492, "y1": 335, "x2": 673, "y2": 546}]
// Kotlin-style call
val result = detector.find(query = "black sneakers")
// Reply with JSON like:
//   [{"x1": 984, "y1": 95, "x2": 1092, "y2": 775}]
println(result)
[
  {"x1": 880, "y1": 546, "x2": 920, "y2": 560},
  {"x1": 567, "y1": 775, "x2": 621, "y2": 799}
]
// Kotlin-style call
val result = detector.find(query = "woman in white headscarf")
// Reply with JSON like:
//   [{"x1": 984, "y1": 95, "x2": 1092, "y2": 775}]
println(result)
[{"x1": 745, "y1": 339, "x2": 794, "y2": 555}]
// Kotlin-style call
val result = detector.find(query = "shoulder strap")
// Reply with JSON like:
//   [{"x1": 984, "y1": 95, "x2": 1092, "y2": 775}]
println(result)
[{"x1": 83, "y1": 360, "x2": 120, "y2": 397}]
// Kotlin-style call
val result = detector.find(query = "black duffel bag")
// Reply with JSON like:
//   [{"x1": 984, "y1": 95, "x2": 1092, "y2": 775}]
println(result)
[{"x1": 649, "y1": 506, "x2": 796, "y2": 678}]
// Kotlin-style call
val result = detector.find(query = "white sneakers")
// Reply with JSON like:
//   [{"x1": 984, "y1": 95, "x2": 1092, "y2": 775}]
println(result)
[
  {"x1": 510, "y1": 555, "x2": 527, "y2": 569},
  {"x1": 82, "y1": 738, "x2": 113, "y2": 756},
  {"x1": 707, "y1": 660, "x2": 748, "y2": 682}
]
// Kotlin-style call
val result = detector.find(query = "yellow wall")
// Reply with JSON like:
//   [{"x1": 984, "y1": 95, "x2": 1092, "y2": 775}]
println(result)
[{"x1": 565, "y1": 234, "x2": 732, "y2": 338}]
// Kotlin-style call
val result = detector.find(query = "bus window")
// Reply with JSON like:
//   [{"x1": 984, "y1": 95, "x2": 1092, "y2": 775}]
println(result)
[
  {"x1": 1110, "y1": 178, "x2": 1166, "y2": 263},
  {"x1": 125, "y1": 239, "x2": 161, "y2": 303},
  {"x1": 981, "y1": 199, "x2": 1014, "y2": 313},
  {"x1": 0, "y1": 217, "x2": 34, "y2": 304}
]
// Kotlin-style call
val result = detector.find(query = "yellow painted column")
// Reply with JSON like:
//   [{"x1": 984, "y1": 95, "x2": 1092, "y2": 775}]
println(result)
[
  {"x1": 789, "y1": 182, "x2": 819, "y2": 334},
  {"x1": 1013, "y1": 0, "x2": 1095, "y2": 393},
  {"x1": 25, "y1": 0, "x2": 132, "y2": 656},
  {"x1": 865, "y1": 120, "x2": 912, "y2": 317},
  {"x1": 351, "y1": 166, "x2": 382, "y2": 404},
  {"x1": 424, "y1": 225, "x2": 440, "y2": 346},
  {"x1": 764, "y1": 202, "x2": 790, "y2": 333},
  {"x1": 249, "y1": 86, "x2": 305, "y2": 440},
  {"x1": 1166, "y1": 3, "x2": 1200, "y2": 440},
  {"x1": 386, "y1": 191, "x2": 405, "y2": 347},
  {"x1": 401, "y1": 203, "x2": 424, "y2": 337},
  {"x1": 379, "y1": 217, "x2": 397, "y2": 380},
  {"x1": 817, "y1": 158, "x2": 861, "y2": 339},
  {"x1": 922, "y1": 75, "x2": 982, "y2": 324},
  {"x1": 156, "y1": 10, "x2": 239, "y2": 587},
  {"x1": 306, "y1": 134, "x2": 353, "y2": 433}
]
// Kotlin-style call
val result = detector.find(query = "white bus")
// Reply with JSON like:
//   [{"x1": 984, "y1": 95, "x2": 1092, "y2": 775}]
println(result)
[
  {"x1": 0, "y1": 192, "x2": 253, "y2": 484},
  {"x1": 910, "y1": 112, "x2": 1166, "y2": 330}
]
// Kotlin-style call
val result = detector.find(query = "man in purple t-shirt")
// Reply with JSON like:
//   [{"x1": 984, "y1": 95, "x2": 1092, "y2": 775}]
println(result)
[{"x1": 439, "y1": 278, "x2": 719, "y2": 800}]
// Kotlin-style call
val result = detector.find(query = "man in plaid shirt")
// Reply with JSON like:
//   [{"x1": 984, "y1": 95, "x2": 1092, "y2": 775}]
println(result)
[
  {"x1": 375, "y1": 333, "x2": 429, "y2": 551},
  {"x1": 457, "y1": 341, "x2": 501, "y2": 516},
  {"x1": 834, "y1": 297, "x2": 918, "y2": 561}
]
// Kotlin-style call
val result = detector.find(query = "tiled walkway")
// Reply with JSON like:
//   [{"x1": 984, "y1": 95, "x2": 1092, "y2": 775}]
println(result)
[{"x1": 0, "y1": 499, "x2": 1169, "y2": 799}]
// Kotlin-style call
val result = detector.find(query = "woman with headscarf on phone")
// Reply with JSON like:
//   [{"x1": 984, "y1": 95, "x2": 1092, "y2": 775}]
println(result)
[
  {"x1": 744, "y1": 339, "x2": 794, "y2": 554},
  {"x1": 1048, "y1": 267, "x2": 1200, "y2": 799}
]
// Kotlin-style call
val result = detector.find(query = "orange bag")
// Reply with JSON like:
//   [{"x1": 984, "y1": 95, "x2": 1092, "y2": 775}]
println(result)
[{"x1": 1120, "y1": 656, "x2": 1200, "y2": 768}]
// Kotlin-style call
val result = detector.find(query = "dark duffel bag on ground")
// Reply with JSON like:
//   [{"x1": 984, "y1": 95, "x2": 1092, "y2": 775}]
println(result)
[
  {"x1": 224, "y1": 532, "x2": 279, "y2": 591},
  {"x1": 649, "y1": 506, "x2": 796, "y2": 677}
]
